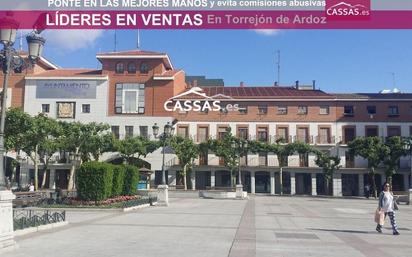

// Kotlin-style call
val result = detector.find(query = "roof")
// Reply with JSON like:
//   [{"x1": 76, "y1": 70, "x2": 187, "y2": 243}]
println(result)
[
  {"x1": 17, "y1": 51, "x2": 59, "y2": 70},
  {"x1": 96, "y1": 50, "x2": 173, "y2": 69},
  {"x1": 186, "y1": 76, "x2": 224, "y2": 87},
  {"x1": 26, "y1": 69, "x2": 106, "y2": 79},
  {"x1": 335, "y1": 93, "x2": 412, "y2": 100},
  {"x1": 174, "y1": 86, "x2": 333, "y2": 100}
]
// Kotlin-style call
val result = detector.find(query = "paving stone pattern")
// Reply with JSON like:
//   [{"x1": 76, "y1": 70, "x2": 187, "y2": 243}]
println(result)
[{"x1": 7, "y1": 196, "x2": 412, "y2": 257}]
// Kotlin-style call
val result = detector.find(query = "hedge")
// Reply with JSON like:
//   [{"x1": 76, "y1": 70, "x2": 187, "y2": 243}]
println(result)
[
  {"x1": 123, "y1": 165, "x2": 139, "y2": 196},
  {"x1": 112, "y1": 165, "x2": 125, "y2": 197},
  {"x1": 76, "y1": 162, "x2": 114, "y2": 201}
]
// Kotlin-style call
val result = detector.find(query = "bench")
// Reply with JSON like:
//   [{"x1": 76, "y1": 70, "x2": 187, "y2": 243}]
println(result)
[
  {"x1": 13, "y1": 192, "x2": 42, "y2": 207},
  {"x1": 393, "y1": 191, "x2": 410, "y2": 205}
]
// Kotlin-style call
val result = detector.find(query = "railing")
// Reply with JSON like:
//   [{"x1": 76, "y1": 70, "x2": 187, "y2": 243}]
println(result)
[
  {"x1": 13, "y1": 209, "x2": 66, "y2": 231},
  {"x1": 121, "y1": 196, "x2": 157, "y2": 208}
]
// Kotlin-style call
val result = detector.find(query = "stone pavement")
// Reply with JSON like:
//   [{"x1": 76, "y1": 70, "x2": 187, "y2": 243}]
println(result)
[{"x1": 7, "y1": 196, "x2": 412, "y2": 257}]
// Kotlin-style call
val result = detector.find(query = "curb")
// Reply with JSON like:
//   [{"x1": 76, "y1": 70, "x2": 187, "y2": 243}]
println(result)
[{"x1": 14, "y1": 221, "x2": 69, "y2": 237}]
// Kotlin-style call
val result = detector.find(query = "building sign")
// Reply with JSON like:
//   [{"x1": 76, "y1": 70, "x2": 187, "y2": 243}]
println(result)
[{"x1": 36, "y1": 80, "x2": 97, "y2": 99}]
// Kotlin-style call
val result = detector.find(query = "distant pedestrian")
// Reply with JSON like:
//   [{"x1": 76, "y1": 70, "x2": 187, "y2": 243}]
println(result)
[
  {"x1": 364, "y1": 184, "x2": 370, "y2": 199},
  {"x1": 376, "y1": 182, "x2": 400, "y2": 235},
  {"x1": 29, "y1": 182, "x2": 35, "y2": 192}
]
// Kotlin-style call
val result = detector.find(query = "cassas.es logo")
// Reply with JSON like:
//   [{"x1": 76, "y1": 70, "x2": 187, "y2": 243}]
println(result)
[{"x1": 326, "y1": 0, "x2": 370, "y2": 19}]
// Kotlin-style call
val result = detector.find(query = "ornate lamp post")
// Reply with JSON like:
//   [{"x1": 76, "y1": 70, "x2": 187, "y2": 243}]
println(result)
[
  {"x1": 152, "y1": 122, "x2": 174, "y2": 206},
  {"x1": 0, "y1": 28, "x2": 46, "y2": 190},
  {"x1": 0, "y1": 17, "x2": 46, "y2": 251},
  {"x1": 233, "y1": 139, "x2": 247, "y2": 198}
]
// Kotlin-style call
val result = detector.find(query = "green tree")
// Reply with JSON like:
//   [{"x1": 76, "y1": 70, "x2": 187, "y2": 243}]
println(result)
[
  {"x1": 4, "y1": 108, "x2": 33, "y2": 184},
  {"x1": 170, "y1": 136, "x2": 199, "y2": 190},
  {"x1": 348, "y1": 137, "x2": 385, "y2": 198},
  {"x1": 38, "y1": 135, "x2": 62, "y2": 188},
  {"x1": 113, "y1": 136, "x2": 159, "y2": 165},
  {"x1": 60, "y1": 122, "x2": 110, "y2": 190},
  {"x1": 271, "y1": 141, "x2": 296, "y2": 195},
  {"x1": 381, "y1": 136, "x2": 408, "y2": 187},
  {"x1": 21, "y1": 114, "x2": 61, "y2": 190},
  {"x1": 208, "y1": 128, "x2": 239, "y2": 187},
  {"x1": 315, "y1": 152, "x2": 341, "y2": 195}
]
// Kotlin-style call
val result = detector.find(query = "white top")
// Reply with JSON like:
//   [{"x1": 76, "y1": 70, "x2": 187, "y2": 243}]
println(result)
[
  {"x1": 382, "y1": 192, "x2": 394, "y2": 212},
  {"x1": 29, "y1": 185, "x2": 35, "y2": 192}
]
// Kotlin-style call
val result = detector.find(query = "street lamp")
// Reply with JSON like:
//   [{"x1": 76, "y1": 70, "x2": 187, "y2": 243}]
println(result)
[
  {"x1": 152, "y1": 121, "x2": 175, "y2": 206},
  {"x1": 0, "y1": 22, "x2": 46, "y2": 190},
  {"x1": 233, "y1": 139, "x2": 247, "y2": 198}
]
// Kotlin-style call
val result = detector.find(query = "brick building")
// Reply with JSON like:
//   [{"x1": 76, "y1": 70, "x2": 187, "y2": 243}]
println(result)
[{"x1": 2, "y1": 50, "x2": 412, "y2": 196}]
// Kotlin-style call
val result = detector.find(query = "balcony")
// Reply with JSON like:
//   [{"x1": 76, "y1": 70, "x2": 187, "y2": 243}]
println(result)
[{"x1": 315, "y1": 136, "x2": 337, "y2": 145}]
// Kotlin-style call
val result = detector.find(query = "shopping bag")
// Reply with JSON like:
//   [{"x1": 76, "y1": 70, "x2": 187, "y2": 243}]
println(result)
[{"x1": 374, "y1": 208, "x2": 384, "y2": 225}]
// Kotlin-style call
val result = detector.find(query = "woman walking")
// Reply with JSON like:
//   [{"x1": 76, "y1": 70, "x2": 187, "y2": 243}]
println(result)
[{"x1": 376, "y1": 182, "x2": 400, "y2": 235}]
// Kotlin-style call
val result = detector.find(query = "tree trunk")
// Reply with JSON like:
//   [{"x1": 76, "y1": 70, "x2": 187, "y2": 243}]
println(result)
[
  {"x1": 183, "y1": 165, "x2": 187, "y2": 191},
  {"x1": 371, "y1": 167, "x2": 377, "y2": 199},
  {"x1": 325, "y1": 178, "x2": 330, "y2": 196},
  {"x1": 34, "y1": 145, "x2": 39, "y2": 191},
  {"x1": 41, "y1": 166, "x2": 47, "y2": 189},
  {"x1": 67, "y1": 147, "x2": 79, "y2": 190},
  {"x1": 387, "y1": 175, "x2": 393, "y2": 190},
  {"x1": 279, "y1": 166, "x2": 283, "y2": 195}
]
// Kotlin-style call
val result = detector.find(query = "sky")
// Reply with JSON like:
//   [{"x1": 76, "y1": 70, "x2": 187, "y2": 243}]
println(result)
[{"x1": 22, "y1": 29, "x2": 412, "y2": 93}]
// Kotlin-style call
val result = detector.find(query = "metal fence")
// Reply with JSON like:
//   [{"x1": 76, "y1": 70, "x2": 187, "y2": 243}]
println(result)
[
  {"x1": 13, "y1": 209, "x2": 66, "y2": 231},
  {"x1": 122, "y1": 196, "x2": 157, "y2": 209}
]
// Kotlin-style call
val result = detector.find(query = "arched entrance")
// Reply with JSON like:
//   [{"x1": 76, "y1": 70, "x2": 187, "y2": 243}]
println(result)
[
  {"x1": 215, "y1": 170, "x2": 231, "y2": 187},
  {"x1": 255, "y1": 171, "x2": 270, "y2": 193}
]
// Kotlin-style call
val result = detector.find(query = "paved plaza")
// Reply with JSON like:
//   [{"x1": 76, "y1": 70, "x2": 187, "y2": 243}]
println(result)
[{"x1": 8, "y1": 196, "x2": 412, "y2": 257}]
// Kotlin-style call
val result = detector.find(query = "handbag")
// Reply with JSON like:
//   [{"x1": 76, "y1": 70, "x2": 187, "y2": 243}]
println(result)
[
  {"x1": 374, "y1": 208, "x2": 385, "y2": 225},
  {"x1": 394, "y1": 201, "x2": 399, "y2": 211}
]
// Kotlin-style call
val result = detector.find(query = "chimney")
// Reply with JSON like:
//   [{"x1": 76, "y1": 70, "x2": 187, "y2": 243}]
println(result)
[
  {"x1": 274, "y1": 81, "x2": 278, "y2": 87},
  {"x1": 312, "y1": 80, "x2": 316, "y2": 90},
  {"x1": 295, "y1": 80, "x2": 299, "y2": 88},
  {"x1": 240, "y1": 81, "x2": 244, "y2": 87},
  {"x1": 192, "y1": 79, "x2": 198, "y2": 88}
]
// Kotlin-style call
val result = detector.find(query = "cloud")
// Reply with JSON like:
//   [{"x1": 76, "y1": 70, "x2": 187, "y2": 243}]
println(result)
[
  {"x1": 43, "y1": 30, "x2": 105, "y2": 52},
  {"x1": 254, "y1": 29, "x2": 282, "y2": 36}
]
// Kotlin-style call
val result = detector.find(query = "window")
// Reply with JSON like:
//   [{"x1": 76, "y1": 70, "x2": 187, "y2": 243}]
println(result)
[
  {"x1": 388, "y1": 105, "x2": 399, "y2": 116},
  {"x1": 198, "y1": 126, "x2": 209, "y2": 142},
  {"x1": 111, "y1": 126, "x2": 120, "y2": 139},
  {"x1": 344, "y1": 105, "x2": 354, "y2": 116},
  {"x1": 257, "y1": 127, "x2": 268, "y2": 142},
  {"x1": 276, "y1": 127, "x2": 289, "y2": 143},
  {"x1": 365, "y1": 126, "x2": 378, "y2": 137},
  {"x1": 387, "y1": 126, "x2": 401, "y2": 137},
  {"x1": 345, "y1": 151, "x2": 354, "y2": 168},
  {"x1": 177, "y1": 126, "x2": 189, "y2": 138},
  {"x1": 125, "y1": 126, "x2": 134, "y2": 138},
  {"x1": 319, "y1": 106, "x2": 329, "y2": 115},
  {"x1": 343, "y1": 127, "x2": 355, "y2": 144},
  {"x1": 139, "y1": 126, "x2": 148, "y2": 138},
  {"x1": 127, "y1": 63, "x2": 136, "y2": 74},
  {"x1": 199, "y1": 150, "x2": 208, "y2": 165},
  {"x1": 41, "y1": 104, "x2": 50, "y2": 113},
  {"x1": 82, "y1": 104, "x2": 90, "y2": 113},
  {"x1": 115, "y1": 62, "x2": 124, "y2": 74},
  {"x1": 297, "y1": 106, "x2": 308, "y2": 115},
  {"x1": 297, "y1": 127, "x2": 309, "y2": 143},
  {"x1": 367, "y1": 105, "x2": 376, "y2": 115},
  {"x1": 258, "y1": 105, "x2": 268, "y2": 115},
  {"x1": 319, "y1": 127, "x2": 331, "y2": 144},
  {"x1": 115, "y1": 83, "x2": 145, "y2": 114},
  {"x1": 140, "y1": 63, "x2": 149, "y2": 74},
  {"x1": 217, "y1": 127, "x2": 228, "y2": 140},
  {"x1": 238, "y1": 106, "x2": 248, "y2": 114},
  {"x1": 237, "y1": 127, "x2": 249, "y2": 140},
  {"x1": 277, "y1": 106, "x2": 287, "y2": 115}
]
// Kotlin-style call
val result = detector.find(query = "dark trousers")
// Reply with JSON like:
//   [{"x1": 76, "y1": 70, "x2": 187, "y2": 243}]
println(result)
[{"x1": 377, "y1": 212, "x2": 398, "y2": 232}]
